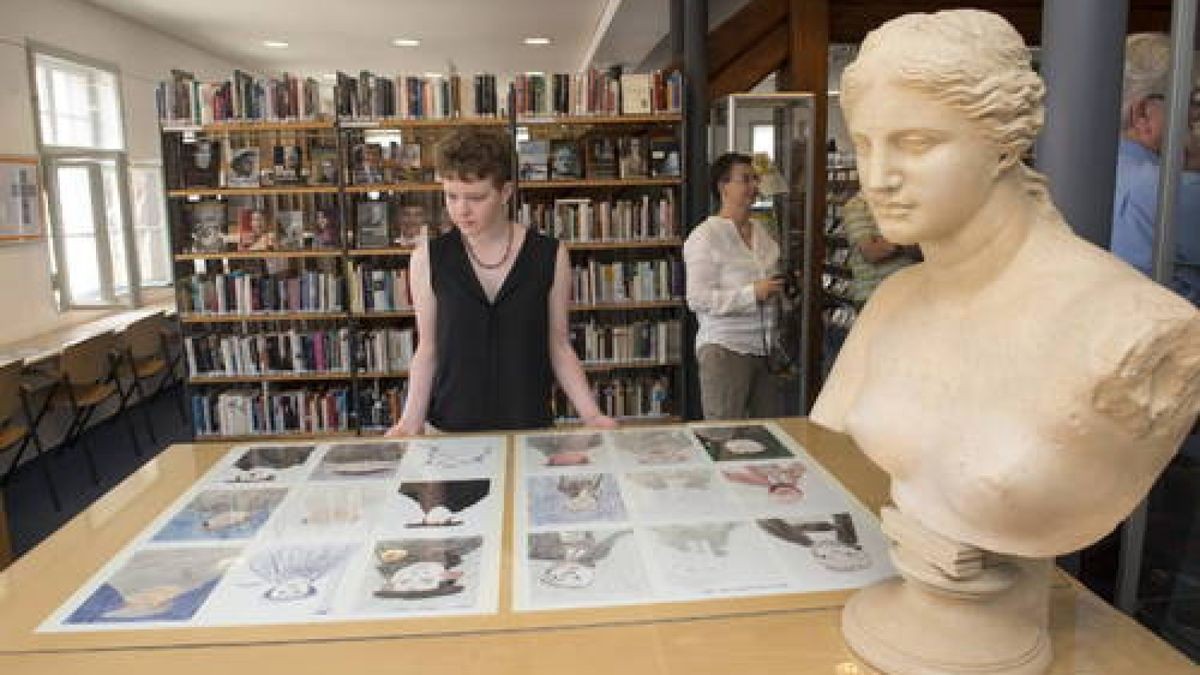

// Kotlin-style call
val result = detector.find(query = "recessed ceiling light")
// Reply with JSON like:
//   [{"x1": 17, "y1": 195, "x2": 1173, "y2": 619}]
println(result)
[
  {"x1": 523, "y1": 37, "x2": 552, "y2": 46},
  {"x1": 391, "y1": 38, "x2": 421, "y2": 47},
  {"x1": 321, "y1": 73, "x2": 337, "y2": 81},
  {"x1": 262, "y1": 40, "x2": 289, "y2": 49},
  {"x1": 423, "y1": 71, "x2": 442, "y2": 78}
]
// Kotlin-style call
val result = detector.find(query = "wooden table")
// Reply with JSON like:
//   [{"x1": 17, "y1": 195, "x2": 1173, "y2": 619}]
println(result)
[
  {"x1": 0, "y1": 304, "x2": 175, "y2": 366},
  {"x1": 0, "y1": 419, "x2": 1191, "y2": 674}
]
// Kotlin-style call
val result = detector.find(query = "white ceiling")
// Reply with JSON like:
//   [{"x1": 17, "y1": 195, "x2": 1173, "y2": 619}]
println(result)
[{"x1": 83, "y1": 0, "x2": 669, "y2": 76}]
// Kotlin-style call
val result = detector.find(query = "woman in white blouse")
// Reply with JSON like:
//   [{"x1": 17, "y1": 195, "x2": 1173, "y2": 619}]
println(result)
[{"x1": 684, "y1": 152, "x2": 784, "y2": 420}]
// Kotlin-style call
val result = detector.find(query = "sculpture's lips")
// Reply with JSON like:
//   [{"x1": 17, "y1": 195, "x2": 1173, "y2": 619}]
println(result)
[{"x1": 873, "y1": 203, "x2": 914, "y2": 217}]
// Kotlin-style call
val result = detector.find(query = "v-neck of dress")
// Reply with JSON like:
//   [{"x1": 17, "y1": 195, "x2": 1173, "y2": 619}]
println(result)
[{"x1": 459, "y1": 227, "x2": 534, "y2": 306}]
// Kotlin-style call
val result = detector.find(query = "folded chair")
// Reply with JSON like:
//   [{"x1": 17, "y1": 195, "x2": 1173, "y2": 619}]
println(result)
[
  {"x1": 0, "y1": 359, "x2": 60, "y2": 510},
  {"x1": 118, "y1": 312, "x2": 186, "y2": 444},
  {"x1": 50, "y1": 332, "x2": 142, "y2": 485}
]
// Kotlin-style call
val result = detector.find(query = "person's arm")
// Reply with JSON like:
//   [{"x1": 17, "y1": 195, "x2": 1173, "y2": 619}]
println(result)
[
  {"x1": 684, "y1": 227, "x2": 779, "y2": 316},
  {"x1": 387, "y1": 242, "x2": 437, "y2": 436},
  {"x1": 547, "y1": 244, "x2": 617, "y2": 429},
  {"x1": 1111, "y1": 171, "x2": 1157, "y2": 276}
]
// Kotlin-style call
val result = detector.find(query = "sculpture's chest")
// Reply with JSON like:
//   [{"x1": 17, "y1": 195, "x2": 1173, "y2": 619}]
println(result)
[{"x1": 841, "y1": 301, "x2": 1090, "y2": 481}]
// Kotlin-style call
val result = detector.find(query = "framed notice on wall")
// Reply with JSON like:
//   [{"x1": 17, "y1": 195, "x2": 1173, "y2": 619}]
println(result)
[{"x1": 0, "y1": 155, "x2": 43, "y2": 241}]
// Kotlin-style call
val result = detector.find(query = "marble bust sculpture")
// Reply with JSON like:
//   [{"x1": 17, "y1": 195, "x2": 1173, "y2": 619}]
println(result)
[{"x1": 811, "y1": 9, "x2": 1200, "y2": 674}]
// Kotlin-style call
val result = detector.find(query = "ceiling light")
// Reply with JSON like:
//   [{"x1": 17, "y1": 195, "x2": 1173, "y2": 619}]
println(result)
[
  {"x1": 392, "y1": 38, "x2": 421, "y2": 47},
  {"x1": 523, "y1": 37, "x2": 552, "y2": 46},
  {"x1": 424, "y1": 72, "x2": 442, "y2": 78},
  {"x1": 321, "y1": 73, "x2": 337, "y2": 81},
  {"x1": 262, "y1": 40, "x2": 289, "y2": 49}
]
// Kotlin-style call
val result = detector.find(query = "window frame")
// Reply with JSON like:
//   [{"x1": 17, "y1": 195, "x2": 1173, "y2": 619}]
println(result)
[{"x1": 27, "y1": 41, "x2": 142, "y2": 310}]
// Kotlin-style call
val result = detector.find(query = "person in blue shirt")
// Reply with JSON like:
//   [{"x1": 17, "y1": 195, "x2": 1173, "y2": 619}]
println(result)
[{"x1": 1111, "y1": 33, "x2": 1200, "y2": 306}]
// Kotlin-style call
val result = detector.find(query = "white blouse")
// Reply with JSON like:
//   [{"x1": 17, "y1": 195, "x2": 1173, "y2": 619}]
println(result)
[{"x1": 683, "y1": 215, "x2": 781, "y2": 356}]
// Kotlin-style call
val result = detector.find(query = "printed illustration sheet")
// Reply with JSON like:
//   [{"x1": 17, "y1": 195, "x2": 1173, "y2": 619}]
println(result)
[
  {"x1": 513, "y1": 422, "x2": 895, "y2": 610},
  {"x1": 40, "y1": 436, "x2": 506, "y2": 631}
]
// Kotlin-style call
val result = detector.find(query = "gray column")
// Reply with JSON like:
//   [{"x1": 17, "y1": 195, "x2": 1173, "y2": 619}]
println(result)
[
  {"x1": 1035, "y1": 0, "x2": 1128, "y2": 248},
  {"x1": 683, "y1": 0, "x2": 709, "y2": 226}
]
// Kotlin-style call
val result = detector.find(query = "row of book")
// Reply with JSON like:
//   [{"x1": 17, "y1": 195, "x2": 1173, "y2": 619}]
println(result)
[
  {"x1": 352, "y1": 201, "x2": 434, "y2": 248},
  {"x1": 570, "y1": 319, "x2": 683, "y2": 365},
  {"x1": 348, "y1": 263, "x2": 411, "y2": 313},
  {"x1": 186, "y1": 202, "x2": 342, "y2": 253},
  {"x1": 159, "y1": 70, "x2": 323, "y2": 126},
  {"x1": 522, "y1": 194, "x2": 677, "y2": 243},
  {"x1": 357, "y1": 383, "x2": 408, "y2": 432},
  {"x1": 333, "y1": 69, "x2": 682, "y2": 122},
  {"x1": 169, "y1": 137, "x2": 341, "y2": 190},
  {"x1": 359, "y1": 328, "x2": 415, "y2": 374},
  {"x1": 191, "y1": 388, "x2": 351, "y2": 437},
  {"x1": 179, "y1": 271, "x2": 346, "y2": 315},
  {"x1": 185, "y1": 329, "x2": 353, "y2": 378},
  {"x1": 186, "y1": 327, "x2": 416, "y2": 379},
  {"x1": 551, "y1": 374, "x2": 673, "y2": 422},
  {"x1": 510, "y1": 71, "x2": 682, "y2": 118},
  {"x1": 570, "y1": 258, "x2": 684, "y2": 305},
  {"x1": 517, "y1": 134, "x2": 680, "y2": 181}
]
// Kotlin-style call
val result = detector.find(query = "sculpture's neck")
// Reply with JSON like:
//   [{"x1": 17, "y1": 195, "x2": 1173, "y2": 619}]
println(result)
[{"x1": 920, "y1": 175, "x2": 1036, "y2": 295}]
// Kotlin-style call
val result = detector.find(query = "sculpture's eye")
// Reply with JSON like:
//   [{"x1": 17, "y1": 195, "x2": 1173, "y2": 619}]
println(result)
[{"x1": 895, "y1": 132, "x2": 939, "y2": 154}]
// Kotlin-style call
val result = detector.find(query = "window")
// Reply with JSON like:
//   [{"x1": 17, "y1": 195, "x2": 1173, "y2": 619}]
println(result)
[
  {"x1": 130, "y1": 163, "x2": 171, "y2": 287},
  {"x1": 32, "y1": 46, "x2": 141, "y2": 308}
]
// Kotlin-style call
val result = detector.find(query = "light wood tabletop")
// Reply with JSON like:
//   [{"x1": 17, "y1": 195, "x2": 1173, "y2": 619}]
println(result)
[{"x1": 0, "y1": 419, "x2": 1192, "y2": 674}]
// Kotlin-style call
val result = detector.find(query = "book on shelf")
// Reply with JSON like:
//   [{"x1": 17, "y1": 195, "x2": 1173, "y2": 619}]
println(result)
[
  {"x1": 618, "y1": 135, "x2": 649, "y2": 179},
  {"x1": 313, "y1": 205, "x2": 342, "y2": 249},
  {"x1": 395, "y1": 204, "x2": 429, "y2": 246},
  {"x1": 227, "y1": 146, "x2": 261, "y2": 188},
  {"x1": 649, "y1": 136, "x2": 682, "y2": 178},
  {"x1": 276, "y1": 210, "x2": 306, "y2": 250},
  {"x1": 188, "y1": 201, "x2": 227, "y2": 253},
  {"x1": 237, "y1": 209, "x2": 275, "y2": 251},
  {"x1": 549, "y1": 140, "x2": 582, "y2": 180},
  {"x1": 309, "y1": 140, "x2": 340, "y2": 185},
  {"x1": 518, "y1": 140, "x2": 549, "y2": 181},
  {"x1": 182, "y1": 139, "x2": 221, "y2": 187},
  {"x1": 271, "y1": 144, "x2": 304, "y2": 185},
  {"x1": 619, "y1": 74, "x2": 653, "y2": 114},
  {"x1": 585, "y1": 136, "x2": 618, "y2": 180},
  {"x1": 351, "y1": 143, "x2": 385, "y2": 184},
  {"x1": 356, "y1": 201, "x2": 390, "y2": 248}
]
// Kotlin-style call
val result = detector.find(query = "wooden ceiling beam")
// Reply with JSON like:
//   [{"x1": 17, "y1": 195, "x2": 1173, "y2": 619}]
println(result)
[
  {"x1": 707, "y1": 0, "x2": 788, "y2": 76},
  {"x1": 709, "y1": 21, "x2": 790, "y2": 100}
]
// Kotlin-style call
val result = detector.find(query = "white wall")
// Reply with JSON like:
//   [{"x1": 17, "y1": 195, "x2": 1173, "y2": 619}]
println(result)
[{"x1": 0, "y1": 0, "x2": 256, "y2": 343}]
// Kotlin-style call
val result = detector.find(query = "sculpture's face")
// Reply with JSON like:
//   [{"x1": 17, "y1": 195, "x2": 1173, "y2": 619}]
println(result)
[{"x1": 846, "y1": 79, "x2": 1005, "y2": 245}]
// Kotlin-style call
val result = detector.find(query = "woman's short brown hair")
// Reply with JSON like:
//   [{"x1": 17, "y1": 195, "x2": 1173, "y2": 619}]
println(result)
[{"x1": 435, "y1": 127, "x2": 514, "y2": 187}]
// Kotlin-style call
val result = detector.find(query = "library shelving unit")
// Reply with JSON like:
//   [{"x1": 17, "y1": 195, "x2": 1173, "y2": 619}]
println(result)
[
  {"x1": 514, "y1": 111, "x2": 685, "y2": 427},
  {"x1": 161, "y1": 70, "x2": 684, "y2": 439}
]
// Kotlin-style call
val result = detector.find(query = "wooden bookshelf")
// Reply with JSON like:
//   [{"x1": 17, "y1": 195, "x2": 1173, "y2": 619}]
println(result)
[
  {"x1": 343, "y1": 183, "x2": 443, "y2": 194},
  {"x1": 180, "y1": 312, "x2": 350, "y2": 324},
  {"x1": 193, "y1": 431, "x2": 353, "y2": 443},
  {"x1": 570, "y1": 300, "x2": 683, "y2": 312},
  {"x1": 189, "y1": 372, "x2": 355, "y2": 384},
  {"x1": 582, "y1": 360, "x2": 681, "y2": 372},
  {"x1": 175, "y1": 250, "x2": 343, "y2": 261},
  {"x1": 518, "y1": 113, "x2": 683, "y2": 126},
  {"x1": 341, "y1": 117, "x2": 508, "y2": 129},
  {"x1": 519, "y1": 177, "x2": 682, "y2": 190},
  {"x1": 352, "y1": 310, "x2": 416, "y2": 319},
  {"x1": 168, "y1": 186, "x2": 339, "y2": 198},
  {"x1": 348, "y1": 247, "x2": 416, "y2": 257},
  {"x1": 565, "y1": 239, "x2": 682, "y2": 251},
  {"x1": 556, "y1": 415, "x2": 683, "y2": 428},
  {"x1": 358, "y1": 370, "x2": 410, "y2": 379},
  {"x1": 162, "y1": 119, "x2": 336, "y2": 133}
]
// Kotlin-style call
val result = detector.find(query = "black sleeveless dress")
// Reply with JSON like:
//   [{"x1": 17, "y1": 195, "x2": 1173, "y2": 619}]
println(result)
[{"x1": 426, "y1": 228, "x2": 559, "y2": 432}]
